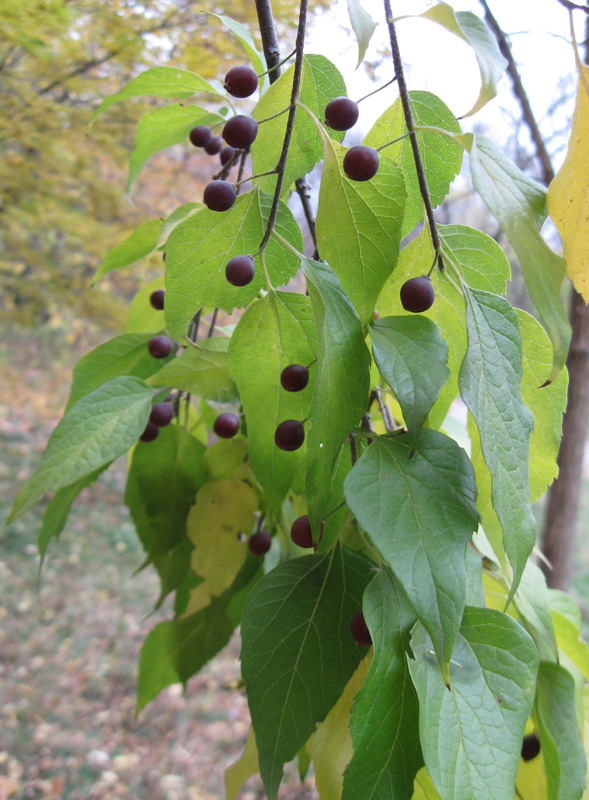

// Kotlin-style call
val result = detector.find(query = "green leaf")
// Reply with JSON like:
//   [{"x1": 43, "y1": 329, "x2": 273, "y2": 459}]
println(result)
[
  {"x1": 128, "y1": 105, "x2": 224, "y2": 193},
  {"x1": 125, "y1": 426, "x2": 205, "y2": 563},
  {"x1": 412, "y1": 768, "x2": 443, "y2": 800},
  {"x1": 371, "y1": 316, "x2": 449, "y2": 448},
  {"x1": 9, "y1": 377, "x2": 156, "y2": 522},
  {"x1": 316, "y1": 139, "x2": 406, "y2": 323},
  {"x1": 90, "y1": 67, "x2": 222, "y2": 127},
  {"x1": 38, "y1": 467, "x2": 107, "y2": 562},
  {"x1": 514, "y1": 561, "x2": 559, "y2": 663},
  {"x1": 378, "y1": 224, "x2": 510, "y2": 428},
  {"x1": 241, "y1": 543, "x2": 374, "y2": 800},
  {"x1": 225, "y1": 727, "x2": 259, "y2": 800},
  {"x1": 147, "y1": 346, "x2": 238, "y2": 403},
  {"x1": 551, "y1": 610, "x2": 589, "y2": 684},
  {"x1": 203, "y1": 438, "x2": 248, "y2": 481},
  {"x1": 518, "y1": 310, "x2": 568, "y2": 501},
  {"x1": 93, "y1": 219, "x2": 163, "y2": 283},
  {"x1": 137, "y1": 552, "x2": 261, "y2": 711},
  {"x1": 165, "y1": 190, "x2": 303, "y2": 339},
  {"x1": 409, "y1": 607, "x2": 539, "y2": 800},
  {"x1": 534, "y1": 662, "x2": 587, "y2": 800},
  {"x1": 347, "y1": 0, "x2": 377, "y2": 67},
  {"x1": 210, "y1": 15, "x2": 267, "y2": 88},
  {"x1": 344, "y1": 430, "x2": 479, "y2": 680},
  {"x1": 364, "y1": 92, "x2": 462, "y2": 235},
  {"x1": 228, "y1": 292, "x2": 316, "y2": 510},
  {"x1": 184, "y1": 479, "x2": 258, "y2": 615},
  {"x1": 460, "y1": 286, "x2": 536, "y2": 597},
  {"x1": 415, "y1": 3, "x2": 507, "y2": 116},
  {"x1": 66, "y1": 333, "x2": 171, "y2": 409},
  {"x1": 126, "y1": 277, "x2": 166, "y2": 334},
  {"x1": 301, "y1": 258, "x2": 371, "y2": 537},
  {"x1": 252, "y1": 55, "x2": 347, "y2": 193},
  {"x1": 158, "y1": 202, "x2": 202, "y2": 248},
  {"x1": 460, "y1": 133, "x2": 570, "y2": 378},
  {"x1": 343, "y1": 570, "x2": 422, "y2": 800}
]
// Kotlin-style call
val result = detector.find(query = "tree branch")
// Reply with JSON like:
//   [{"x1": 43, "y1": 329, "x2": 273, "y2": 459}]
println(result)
[
  {"x1": 478, "y1": 0, "x2": 555, "y2": 184},
  {"x1": 556, "y1": 0, "x2": 589, "y2": 12},
  {"x1": 383, "y1": 0, "x2": 444, "y2": 270}
]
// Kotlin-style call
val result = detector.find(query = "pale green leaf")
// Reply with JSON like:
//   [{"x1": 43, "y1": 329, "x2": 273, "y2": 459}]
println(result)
[
  {"x1": 460, "y1": 287, "x2": 535, "y2": 597},
  {"x1": 93, "y1": 218, "x2": 163, "y2": 283},
  {"x1": 514, "y1": 561, "x2": 559, "y2": 662},
  {"x1": 128, "y1": 105, "x2": 224, "y2": 193},
  {"x1": 344, "y1": 430, "x2": 479, "y2": 680},
  {"x1": 90, "y1": 67, "x2": 222, "y2": 127},
  {"x1": 460, "y1": 133, "x2": 570, "y2": 378},
  {"x1": 302, "y1": 258, "x2": 371, "y2": 537},
  {"x1": 9, "y1": 377, "x2": 156, "y2": 522},
  {"x1": 225, "y1": 727, "x2": 259, "y2": 800},
  {"x1": 411, "y1": 768, "x2": 443, "y2": 800},
  {"x1": 158, "y1": 202, "x2": 202, "y2": 248},
  {"x1": 409, "y1": 607, "x2": 538, "y2": 800},
  {"x1": 364, "y1": 92, "x2": 462, "y2": 235},
  {"x1": 343, "y1": 570, "x2": 422, "y2": 800},
  {"x1": 241, "y1": 544, "x2": 373, "y2": 800},
  {"x1": 371, "y1": 316, "x2": 449, "y2": 448},
  {"x1": 551, "y1": 610, "x2": 589, "y2": 684},
  {"x1": 316, "y1": 139, "x2": 406, "y2": 323},
  {"x1": 165, "y1": 190, "x2": 302, "y2": 339},
  {"x1": 416, "y1": 3, "x2": 507, "y2": 116},
  {"x1": 125, "y1": 277, "x2": 166, "y2": 334},
  {"x1": 347, "y1": 0, "x2": 377, "y2": 67},
  {"x1": 227, "y1": 292, "x2": 316, "y2": 510},
  {"x1": 211, "y1": 15, "x2": 267, "y2": 88},
  {"x1": 203, "y1": 439, "x2": 247, "y2": 481},
  {"x1": 252, "y1": 55, "x2": 347, "y2": 194},
  {"x1": 147, "y1": 346, "x2": 238, "y2": 403}
]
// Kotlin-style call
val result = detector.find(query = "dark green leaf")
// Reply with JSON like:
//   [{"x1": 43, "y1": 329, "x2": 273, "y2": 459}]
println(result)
[
  {"x1": 343, "y1": 570, "x2": 422, "y2": 800},
  {"x1": 371, "y1": 316, "x2": 449, "y2": 448},
  {"x1": 344, "y1": 430, "x2": 479, "y2": 679},
  {"x1": 534, "y1": 662, "x2": 587, "y2": 800},
  {"x1": 409, "y1": 607, "x2": 539, "y2": 800},
  {"x1": 302, "y1": 258, "x2": 371, "y2": 537},
  {"x1": 241, "y1": 543, "x2": 374, "y2": 800}
]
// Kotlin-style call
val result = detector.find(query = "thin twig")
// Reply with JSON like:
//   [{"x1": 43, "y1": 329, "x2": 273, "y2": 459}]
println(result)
[
  {"x1": 258, "y1": 0, "x2": 309, "y2": 252},
  {"x1": 207, "y1": 308, "x2": 218, "y2": 338},
  {"x1": 357, "y1": 76, "x2": 397, "y2": 104},
  {"x1": 556, "y1": 0, "x2": 589, "y2": 12},
  {"x1": 383, "y1": 0, "x2": 444, "y2": 270},
  {"x1": 350, "y1": 434, "x2": 358, "y2": 466},
  {"x1": 478, "y1": 0, "x2": 555, "y2": 184},
  {"x1": 294, "y1": 177, "x2": 319, "y2": 258},
  {"x1": 377, "y1": 388, "x2": 395, "y2": 431}
]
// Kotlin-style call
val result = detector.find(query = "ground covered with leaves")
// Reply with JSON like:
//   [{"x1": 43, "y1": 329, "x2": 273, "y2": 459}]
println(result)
[{"x1": 0, "y1": 330, "x2": 316, "y2": 800}]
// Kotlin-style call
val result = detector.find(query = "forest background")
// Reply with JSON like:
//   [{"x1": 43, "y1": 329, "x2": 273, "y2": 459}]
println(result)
[{"x1": 0, "y1": 0, "x2": 588, "y2": 798}]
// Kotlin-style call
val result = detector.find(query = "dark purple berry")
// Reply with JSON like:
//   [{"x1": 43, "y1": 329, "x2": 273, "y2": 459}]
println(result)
[
  {"x1": 220, "y1": 146, "x2": 236, "y2": 166},
  {"x1": 148, "y1": 335, "x2": 173, "y2": 359},
  {"x1": 189, "y1": 125, "x2": 212, "y2": 148},
  {"x1": 213, "y1": 412, "x2": 240, "y2": 439},
  {"x1": 204, "y1": 135, "x2": 222, "y2": 156},
  {"x1": 225, "y1": 255, "x2": 255, "y2": 287},
  {"x1": 275, "y1": 420, "x2": 305, "y2": 451},
  {"x1": 290, "y1": 515, "x2": 314, "y2": 549},
  {"x1": 343, "y1": 146, "x2": 379, "y2": 181},
  {"x1": 203, "y1": 180, "x2": 237, "y2": 212},
  {"x1": 222, "y1": 116, "x2": 258, "y2": 149},
  {"x1": 149, "y1": 289, "x2": 165, "y2": 310},
  {"x1": 249, "y1": 531, "x2": 272, "y2": 556},
  {"x1": 224, "y1": 65, "x2": 259, "y2": 98},
  {"x1": 521, "y1": 734, "x2": 541, "y2": 762},
  {"x1": 324, "y1": 97, "x2": 359, "y2": 131},
  {"x1": 400, "y1": 276, "x2": 435, "y2": 313},
  {"x1": 149, "y1": 402, "x2": 174, "y2": 428},
  {"x1": 140, "y1": 421, "x2": 159, "y2": 443},
  {"x1": 350, "y1": 610, "x2": 372, "y2": 646},
  {"x1": 280, "y1": 364, "x2": 309, "y2": 392}
]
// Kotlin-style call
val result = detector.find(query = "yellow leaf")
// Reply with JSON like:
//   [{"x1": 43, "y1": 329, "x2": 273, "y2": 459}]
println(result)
[
  {"x1": 224, "y1": 726, "x2": 259, "y2": 800},
  {"x1": 547, "y1": 63, "x2": 589, "y2": 301},
  {"x1": 184, "y1": 479, "x2": 256, "y2": 615},
  {"x1": 412, "y1": 767, "x2": 443, "y2": 799},
  {"x1": 306, "y1": 656, "x2": 371, "y2": 800}
]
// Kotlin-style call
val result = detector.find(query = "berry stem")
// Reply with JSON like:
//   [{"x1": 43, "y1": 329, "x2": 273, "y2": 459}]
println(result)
[
  {"x1": 376, "y1": 388, "x2": 395, "y2": 431},
  {"x1": 236, "y1": 148, "x2": 249, "y2": 189},
  {"x1": 270, "y1": 229, "x2": 306, "y2": 261},
  {"x1": 357, "y1": 76, "x2": 397, "y2": 104},
  {"x1": 257, "y1": 48, "x2": 297, "y2": 77},
  {"x1": 383, "y1": 0, "x2": 445, "y2": 271},
  {"x1": 256, "y1": 106, "x2": 293, "y2": 125},
  {"x1": 257, "y1": 0, "x2": 309, "y2": 253},
  {"x1": 376, "y1": 130, "x2": 412, "y2": 152},
  {"x1": 235, "y1": 168, "x2": 278, "y2": 187}
]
